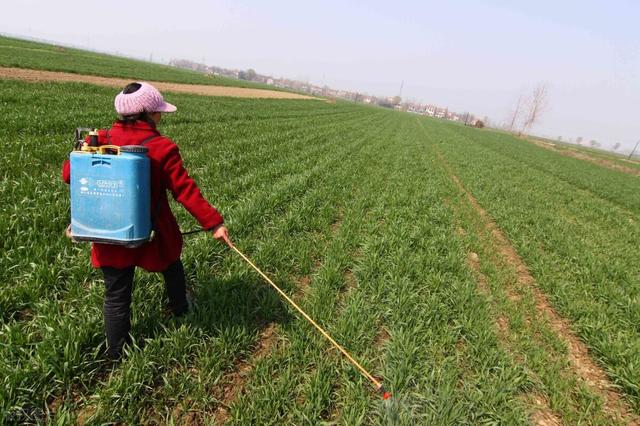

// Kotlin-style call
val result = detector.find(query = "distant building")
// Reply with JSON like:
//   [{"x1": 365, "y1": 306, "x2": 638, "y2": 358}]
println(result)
[
  {"x1": 168, "y1": 57, "x2": 484, "y2": 122},
  {"x1": 424, "y1": 105, "x2": 436, "y2": 117}
]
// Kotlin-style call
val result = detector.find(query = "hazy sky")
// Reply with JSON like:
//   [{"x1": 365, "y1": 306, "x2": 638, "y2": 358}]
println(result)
[{"x1": 2, "y1": 0, "x2": 639, "y2": 151}]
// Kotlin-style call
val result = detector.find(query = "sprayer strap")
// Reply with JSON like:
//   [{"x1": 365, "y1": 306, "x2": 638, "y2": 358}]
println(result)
[{"x1": 137, "y1": 134, "x2": 161, "y2": 233}]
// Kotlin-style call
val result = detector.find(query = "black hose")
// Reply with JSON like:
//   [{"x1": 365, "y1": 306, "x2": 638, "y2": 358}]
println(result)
[{"x1": 181, "y1": 227, "x2": 209, "y2": 236}]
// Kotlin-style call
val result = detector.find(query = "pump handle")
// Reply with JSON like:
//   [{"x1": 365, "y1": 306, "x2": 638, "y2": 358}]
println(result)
[
  {"x1": 98, "y1": 145, "x2": 121, "y2": 155},
  {"x1": 74, "y1": 128, "x2": 94, "y2": 150}
]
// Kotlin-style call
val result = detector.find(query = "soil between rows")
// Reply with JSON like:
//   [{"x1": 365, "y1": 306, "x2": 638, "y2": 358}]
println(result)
[{"x1": 438, "y1": 149, "x2": 639, "y2": 424}]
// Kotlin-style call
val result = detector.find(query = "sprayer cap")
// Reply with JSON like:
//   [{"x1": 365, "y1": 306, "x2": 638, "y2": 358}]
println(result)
[{"x1": 121, "y1": 145, "x2": 149, "y2": 154}]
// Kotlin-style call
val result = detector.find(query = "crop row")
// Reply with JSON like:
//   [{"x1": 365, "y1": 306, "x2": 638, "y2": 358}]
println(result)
[{"x1": 431, "y1": 120, "x2": 640, "y2": 414}]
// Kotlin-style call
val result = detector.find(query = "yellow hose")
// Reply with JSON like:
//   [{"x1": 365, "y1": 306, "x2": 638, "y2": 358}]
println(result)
[{"x1": 229, "y1": 243, "x2": 389, "y2": 398}]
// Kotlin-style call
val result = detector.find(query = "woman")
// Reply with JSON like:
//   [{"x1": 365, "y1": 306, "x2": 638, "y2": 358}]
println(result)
[{"x1": 62, "y1": 82, "x2": 230, "y2": 359}]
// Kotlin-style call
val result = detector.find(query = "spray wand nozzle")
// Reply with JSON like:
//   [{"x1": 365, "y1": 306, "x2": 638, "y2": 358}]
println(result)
[{"x1": 378, "y1": 384, "x2": 392, "y2": 400}]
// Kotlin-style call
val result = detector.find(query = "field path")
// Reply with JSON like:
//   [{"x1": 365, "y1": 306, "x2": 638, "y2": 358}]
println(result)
[
  {"x1": 437, "y1": 148, "x2": 638, "y2": 424},
  {"x1": 0, "y1": 66, "x2": 316, "y2": 99},
  {"x1": 527, "y1": 137, "x2": 640, "y2": 177}
]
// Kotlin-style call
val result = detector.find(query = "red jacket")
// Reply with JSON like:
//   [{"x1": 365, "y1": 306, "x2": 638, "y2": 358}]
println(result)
[{"x1": 62, "y1": 120, "x2": 224, "y2": 272}]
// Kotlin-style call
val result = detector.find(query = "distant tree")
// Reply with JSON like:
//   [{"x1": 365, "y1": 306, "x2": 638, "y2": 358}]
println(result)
[
  {"x1": 630, "y1": 140, "x2": 640, "y2": 159},
  {"x1": 589, "y1": 140, "x2": 600, "y2": 148},
  {"x1": 507, "y1": 95, "x2": 524, "y2": 132},
  {"x1": 238, "y1": 69, "x2": 258, "y2": 81},
  {"x1": 391, "y1": 96, "x2": 402, "y2": 106},
  {"x1": 613, "y1": 142, "x2": 621, "y2": 151},
  {"x1": 521, "y1": 83, "x2": 548, "y2": 135},
  {"x1": 474, "y1": 120, "x2": 485, "y2": 129},
  {"x1": 576, "y1": 137, "x2": 583, "y2": 145},
  {"x1": 377, "y1": 99, "x2": 394, "y2": 109}
]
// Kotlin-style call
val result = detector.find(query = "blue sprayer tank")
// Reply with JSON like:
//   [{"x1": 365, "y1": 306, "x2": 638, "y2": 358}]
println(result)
[{"x1": 70, "y1": 144, "x2": 152, "y2": 247}]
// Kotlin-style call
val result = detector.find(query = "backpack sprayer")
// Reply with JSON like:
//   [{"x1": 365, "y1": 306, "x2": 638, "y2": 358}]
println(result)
[
  {"x1": 69, "y1": 128, "x2": 152, "y2": 247},
  {"x1": 67, "y1": 128, "x2": 390, "y2": 400}
]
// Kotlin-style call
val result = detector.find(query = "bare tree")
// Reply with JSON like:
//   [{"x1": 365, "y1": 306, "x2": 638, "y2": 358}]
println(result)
[
  {"x1": 613, "y1": 142, "x2": 621, "y2": 151},
  {"x1": 629, "y1": 140, "x2": 640, "y2": 159},
  {"x1": 521, "y1": 83, "x2": 548, "y2": 135},
  {"x1": 507, "y1": 95, "x2": 524, "y2": 131}
]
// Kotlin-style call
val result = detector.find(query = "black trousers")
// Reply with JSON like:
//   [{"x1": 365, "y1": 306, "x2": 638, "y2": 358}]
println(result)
[{"x1": 101, "y1": 259, "x2": 188, "y2": 359}]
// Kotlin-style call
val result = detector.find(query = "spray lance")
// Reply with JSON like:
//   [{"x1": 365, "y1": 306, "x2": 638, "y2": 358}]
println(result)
[
  {"x1": 230, "y1": 243, "x2": 391, "y2": 400},
  {"x1": 184, "y1": 228, "x2": 391, "y2": 400},
  {"x1": 71, "y1": 127, "x2": 391, "y2": 400}
]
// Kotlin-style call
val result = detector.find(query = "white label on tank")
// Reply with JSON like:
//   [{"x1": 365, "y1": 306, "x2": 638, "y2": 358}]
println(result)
[
  {"x1": 96, "y1": 179, "x2": 119, "y2": 189},
  {"x1": 78, "y1": 178, "x2": 125, "y2": 197}
]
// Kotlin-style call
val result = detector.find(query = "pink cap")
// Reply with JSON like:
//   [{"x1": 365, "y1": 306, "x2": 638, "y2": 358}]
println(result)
[{"x1": 114, "y1": 82, "x2": 177, "y2": 116}]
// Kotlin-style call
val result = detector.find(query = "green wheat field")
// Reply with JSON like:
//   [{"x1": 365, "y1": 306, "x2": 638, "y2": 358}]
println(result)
[{"x1": 1, "y1": 36, "x2": 639, "y2": 425}]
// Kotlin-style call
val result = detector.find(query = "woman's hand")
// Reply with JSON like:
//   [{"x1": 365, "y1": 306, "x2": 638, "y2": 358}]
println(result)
[
  {"x1": 212, "y1": 224, "x2": 231, "y2": 247},
  {"x1": 65, "y1": 224, "x2": 72, "y2": 239}
]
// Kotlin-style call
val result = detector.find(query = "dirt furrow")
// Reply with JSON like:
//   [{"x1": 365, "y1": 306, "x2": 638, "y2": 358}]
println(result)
[
  {"x1": 466, "y1": 249, "x2": 561, "y2": 425},
  {"x1": 528, "y1": 394, "x2": 563, "y2": 426},
  {"x1": 213, "y1": 209, "x2": 347, "y2": 423},
  {"x1": 0, "y1": 66, "x2": 316, "y2": 99},
  {"x1": 211, "y1": 272, "x2": 315, "y2": 425},
  {"x1": 466, "y1": 252, "x2": 509, "y2": 336},
  {"x1": 443, "y1": 159, "x2": 637, "y2": 423},
  {"x1": 211, "y1": 322, "x2": 279, "y2": 424}
]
